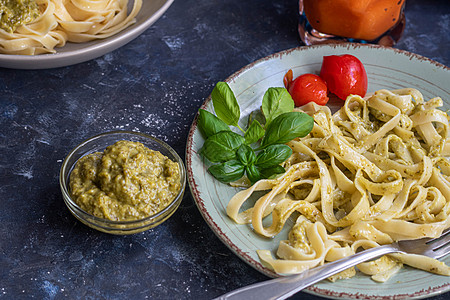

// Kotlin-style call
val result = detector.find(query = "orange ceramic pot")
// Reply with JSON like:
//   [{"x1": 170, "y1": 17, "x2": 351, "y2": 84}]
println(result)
[{"x1": 303, "y1": 0, "x2": 405, "y2": 41}]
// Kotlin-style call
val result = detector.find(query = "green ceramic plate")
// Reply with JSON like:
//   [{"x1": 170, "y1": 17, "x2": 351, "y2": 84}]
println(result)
[{"x1": 186, "y1": 44, "x2": 450, "y2": 299}]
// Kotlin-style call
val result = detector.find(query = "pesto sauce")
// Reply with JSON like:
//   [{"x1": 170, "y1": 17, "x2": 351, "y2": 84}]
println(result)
[
  {"x1": 69, "y1": 141, "x2": 182, "y2": 221},
  {"x1": 0, "y1": 0, "x2": 40, "y2": 33}
]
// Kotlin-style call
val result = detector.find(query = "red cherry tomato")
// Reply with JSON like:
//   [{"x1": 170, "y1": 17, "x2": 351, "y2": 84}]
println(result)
[
  {"x1": 319, "y1": 54, "x2": 368, "y2": 101},
  {"x1": 284, "y1": 70, "x2": 329, "y2": 106}
]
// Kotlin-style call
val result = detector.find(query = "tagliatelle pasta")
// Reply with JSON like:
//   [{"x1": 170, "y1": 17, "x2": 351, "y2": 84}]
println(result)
[
  {"x1": 227, "y1": 88, "x2": 450, "y2": 282},
  {"x1": 0, "y1": 0, "x2": 142, "y2": 55}
]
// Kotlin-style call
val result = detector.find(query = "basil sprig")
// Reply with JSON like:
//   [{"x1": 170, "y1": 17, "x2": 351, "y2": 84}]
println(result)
[{"x1": 198, "y1": 82, "x2": 314, "y2": 184}]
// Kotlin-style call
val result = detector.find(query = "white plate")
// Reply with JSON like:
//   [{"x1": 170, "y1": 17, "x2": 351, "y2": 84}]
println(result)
[
  {"x1": 0, "y1": 0, "x2": 173, "y2": 69},
  {"x1": 186, "y1": 44, "x2": 450, "y2": 299}
]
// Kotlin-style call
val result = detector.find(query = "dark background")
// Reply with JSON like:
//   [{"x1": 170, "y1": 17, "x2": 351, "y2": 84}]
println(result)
[{"x1": 1, "y1": 0, "x2": 449, "y2": 299}]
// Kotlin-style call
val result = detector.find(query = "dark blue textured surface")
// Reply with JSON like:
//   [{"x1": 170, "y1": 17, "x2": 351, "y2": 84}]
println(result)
[{"x1": 0, "y1": 0, "x2": 449, "y2": 299}]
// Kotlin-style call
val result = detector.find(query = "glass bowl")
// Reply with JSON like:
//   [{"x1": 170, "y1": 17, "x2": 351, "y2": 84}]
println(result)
[{"x1": 60, "y1": 131, "x2": 186, "y2": 235}]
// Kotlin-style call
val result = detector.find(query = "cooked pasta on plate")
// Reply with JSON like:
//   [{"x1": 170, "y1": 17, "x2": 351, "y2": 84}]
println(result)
[
  {"x1": 186, "y1": 44, "x2": 450, "y2": 299},
  {"x1": 0, "y1": 0, "x2": 142, "y2": 55},
  {"x1": 227, "y1": 88, "x2": 450, "y2": 281}
]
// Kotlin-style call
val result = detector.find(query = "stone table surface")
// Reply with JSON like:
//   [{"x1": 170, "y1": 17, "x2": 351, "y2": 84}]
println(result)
[{"x1": 0, "y1": 0, "x2": 449, "y2": 299}]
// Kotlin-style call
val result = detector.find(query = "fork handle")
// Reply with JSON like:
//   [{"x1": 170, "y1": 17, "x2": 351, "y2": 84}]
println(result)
[{"x1": 215, "y1": 244, "x2": 399, "y2": 300}]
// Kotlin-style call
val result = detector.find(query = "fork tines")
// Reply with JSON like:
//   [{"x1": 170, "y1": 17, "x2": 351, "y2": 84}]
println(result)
[{"x1": 428, "y1": 228, "x2": 450, "y2": 259}]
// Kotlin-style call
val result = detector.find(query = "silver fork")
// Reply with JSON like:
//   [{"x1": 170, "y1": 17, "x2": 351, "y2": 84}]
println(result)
[{"x1": 215, "y1": 228, "x2": 450, "y2": 300}]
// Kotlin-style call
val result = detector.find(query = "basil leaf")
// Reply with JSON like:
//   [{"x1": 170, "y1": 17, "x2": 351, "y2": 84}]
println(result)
[
  {"x1": 236, "y1": 144, "x2": 256, "y2": 166},
  {"x1": 255, "y1": 144, "x2": 292, "y2": 168},
  {"x1": 262, "y1": 87, "x2": 294, "y2": 126},
  {"x1": 244, "y1": 119, "x2": 265, "y2": 145},
  {"x1": 211, "y1": 82, "x2": 240, "y2": 127},
  {"x1": 260, "y1": 165, "x2": 286, "y2": 179},
  {"x1": 260, "y1": 112, "x2": 314, "y2": 148},
  {"x1": 208, "y1": 160, "x2": 245, "y2": 183},
  {"x1": 200, "y1": 131, "x2": 245, "y2": 163},
  {"x1": 245, "y1": 164, "x2": 261, "y2": 184},
  {"x1": 247, "y1": 109, "x2": 266, "y2": 128},
  {"x1": 197, "y1": 109, "x2": 231, "y2": 138}
]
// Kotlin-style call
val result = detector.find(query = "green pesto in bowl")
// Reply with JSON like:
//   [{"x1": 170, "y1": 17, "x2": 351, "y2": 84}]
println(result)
[
  {"x1": 69, "y1": 140, "x2": 182, "y2": 221},
  {"x1": 60, "y1": 131, "x2": 186, "y2": 235}
]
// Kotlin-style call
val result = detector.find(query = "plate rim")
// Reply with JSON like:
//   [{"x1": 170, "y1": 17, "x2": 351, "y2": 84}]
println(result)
[{"x1": 186, "y1": 43, "x2": 450, "y2": 299}]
